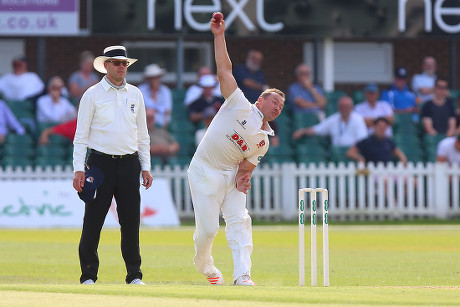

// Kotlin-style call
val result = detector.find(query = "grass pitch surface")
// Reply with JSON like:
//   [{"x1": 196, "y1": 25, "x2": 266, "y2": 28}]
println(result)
[{"x1": 0, "y1": 225, "x2": 459, "y2": 306}]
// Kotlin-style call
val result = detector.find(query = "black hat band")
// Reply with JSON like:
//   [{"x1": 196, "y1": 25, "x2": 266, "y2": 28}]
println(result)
[{"x1": 104, "y1": 49, "x2": 127, "y2": 58}]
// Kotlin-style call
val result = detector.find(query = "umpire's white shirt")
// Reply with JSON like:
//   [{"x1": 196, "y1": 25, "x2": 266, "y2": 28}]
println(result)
[
  {"x1": 193, "y1": 88, "x2": 273, "y2": 170},
  {"x1": 73, "y1": 77, "x2": 151, "y2": 172}
]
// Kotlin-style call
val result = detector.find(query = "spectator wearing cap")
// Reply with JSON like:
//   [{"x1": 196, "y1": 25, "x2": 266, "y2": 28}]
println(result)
[
  {"x1": 68, "y1": 51, "x2": 99, "y2": 102},
  {"x1": 437, "y1": 134, "x2": 460, "y2": 164},
  {"x1": 412, "y1": 56, "x2": 437, "y2": 103},
  {"x1": 195, "y1": 106, "x2": 217, "y2": 146},
  {"x1": 36, "y1": 76, "x2": 77, "y2": 123},
  {"x1": 188, "y1": 75, "x2": 224, "y2": 124},
  {"x1": 355, "y1": 83, "x2": 394, "y2": 137},
  {"x1": 288, "y1": 63, "x2": 327, "y2": 119},
  {"x1": 138, "y1": 64, "x2": 172, "y2": 129},
  {"x1": 184, "y1": 66, "x2": 222, "y2": 106},
  {"x1": 380, "y1": 67, "x2": 418, "y2": 121},
  {"x1": 0, "y1": 99, "x2": 25, "y2": 144},
  {"x1": 346, "y1": 117, "x2": 407, "y2": 165},
  {"x1": 0, "y1": 56, "x2": 44, "y2": 101}
]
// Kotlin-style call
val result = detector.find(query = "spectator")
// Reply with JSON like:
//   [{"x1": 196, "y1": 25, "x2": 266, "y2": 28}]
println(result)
[
  {"x1": 146, "y1": 108, "x2": 179, "y2": 163},
  {"x1": 233, "y1": 49, "x2": 269, "y2": 102},
  {"x1": 420, "y1": 77, "x2": 456, "y2": 137},
  {"x1": 38, "y1": 117, "x2": 77, "y2": 145},
  {"x1": 437, "y1": 134, "x2": 460, "y2": 164},
  {"x1": 68, "y1": 51, "x2": 99, "y2": 102},
  {"x1": 138, "y1": 64, "x2": 172, "y2": 129},
  {"x1": 292, "y1": 96, "x2": 367, "y2": 146},
  {"x1": 0, "y1": 56, "x2": 44, "y2": 101},
  {"x1": 184, "y1": 66, "x2": 221, "y2": 106},
  {"x1": 188, "y1": 75, "x2": 224, "y2": 124},
  {"x1": 412, "y1": 56, "x2": 437, "y2": 103},
  {"x1": 346, "y1": 117, "x2": 407, "y2": 165},
  {"x1": 288, "y1": 63, "x2": 326, "y2": 119},
  {"x1": 355, "y1": 83, "x2": 394, "y2": 137},
  {"x1": 381, "y1": 67, "x2": 418, "y2": 121},
  {"x1": 36, "y1": 76, "x2": 77, "y2": 123},
  {"x1": 195, "y1": 106, "x2": 216, "y2": 146},
  {"x1": 0, "y1": 99, "x2": 25, "y2": 144}
]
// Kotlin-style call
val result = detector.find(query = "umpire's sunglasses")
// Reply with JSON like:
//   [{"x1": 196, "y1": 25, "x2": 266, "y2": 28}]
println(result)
[{"x1": 105, "y1": 60, "x2": 129, "y2": 67}]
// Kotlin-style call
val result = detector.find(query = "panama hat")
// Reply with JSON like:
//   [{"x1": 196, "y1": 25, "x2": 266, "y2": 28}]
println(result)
[
  {"x1": 93, "y1": 45, "x2": 137, "y2": 74},
  {"x1": 144, "y1": 64, "x2": 166, "y2": 78}
]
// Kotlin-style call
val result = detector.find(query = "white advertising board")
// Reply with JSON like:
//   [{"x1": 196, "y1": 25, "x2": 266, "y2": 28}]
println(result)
[{"x1": 0, "y1": 178, "x2": 180, "y2": 228}]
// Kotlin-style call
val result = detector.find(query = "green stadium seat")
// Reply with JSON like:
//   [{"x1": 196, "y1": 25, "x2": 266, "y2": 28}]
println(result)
[
  {"x1": 329, "y1": 146, "x2": 352, "y2": 163},
  {"x1": 48, "y1": 134, "x2": 71, "y2": 146},
  {"x1": 6, "y1": 100, "x2": 34, "y2": 118},
  {"x1": 151, "y1": 156, "x2": 165, "y2": 167},
  {"x1": 295, "y1": 144, "x2": 326, "y2": 156},
  {"x1": 4, "y1": 134, "x2": 34, "y2": 145},
  {"x1": 34, "y1": 156, "x2": 66, "y2": 169},
  {"x1": 352, "y1": 90, "x2": 365, "y2": 104},
  {"x1": 423, "y1": 134, "x2": 446, "y2": 147},
  {"x1": 36, "y1": 145, "x2": 67, "y2": 158},
  {"x1": 167, "y1": 156, "x2": 191, "y2": 167},
  {"x1": 1, "y1": 156, "x2": 33, "y2": 169},
  {"x1": 293, "y1": 112, "x2": 320, "y2": 129},
  {"x1": 2, "y1": 144, "x2": 35, "y2": 158},
  {"x1": 296, "y1": 154, "x2": 327, "y2": 165}
]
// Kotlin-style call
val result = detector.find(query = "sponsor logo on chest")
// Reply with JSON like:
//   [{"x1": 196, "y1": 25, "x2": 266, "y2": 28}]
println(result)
[{"x1": 227, "y1": 131, "x2": 250, "y2": 153}]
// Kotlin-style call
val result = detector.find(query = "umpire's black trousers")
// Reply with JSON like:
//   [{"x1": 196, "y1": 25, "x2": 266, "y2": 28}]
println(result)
[{"x1": 79, "y1": 150, "x2": 142, "y2": 284}]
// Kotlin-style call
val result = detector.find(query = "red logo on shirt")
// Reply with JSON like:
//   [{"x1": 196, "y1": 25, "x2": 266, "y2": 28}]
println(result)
[
  {"x1": 231, "y1": 132, "x2": 248, "y2": 152},
  {"x1": 257, "y1": 140, "x2": 265, "y2": 148}
]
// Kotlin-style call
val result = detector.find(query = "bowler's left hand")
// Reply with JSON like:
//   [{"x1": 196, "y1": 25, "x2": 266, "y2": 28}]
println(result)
[{"x1": 142, "y1": 171, "x2": 153, "y2": 190}]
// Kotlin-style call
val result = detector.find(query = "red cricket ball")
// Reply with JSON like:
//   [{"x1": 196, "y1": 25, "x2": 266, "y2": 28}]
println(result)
[{"x1": 213, "y1": 12, "x2": 224, "y2": 22}]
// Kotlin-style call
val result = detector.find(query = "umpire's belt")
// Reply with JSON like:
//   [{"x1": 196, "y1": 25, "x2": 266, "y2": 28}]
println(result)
[{"x1": 89, "y1": 149, "x2": 138, "y2": 159}]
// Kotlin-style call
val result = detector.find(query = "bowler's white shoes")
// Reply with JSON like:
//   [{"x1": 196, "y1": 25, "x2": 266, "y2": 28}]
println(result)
[
  {"x1": 129, "y1": 278, "x2": 146, "y2": 285},
  {"x1": 234, "y1": 275, "x2": 255, "y2": 286},
  {"x1": 206, "y1": 269, "x2": 224, "y2": 285},
  {"x1": 81, "y1": 279, "x2": 95, "y2": 285}
]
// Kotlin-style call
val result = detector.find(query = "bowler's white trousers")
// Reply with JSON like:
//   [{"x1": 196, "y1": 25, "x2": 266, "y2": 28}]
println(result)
[{"x1": 187, "y1": 158, "x2": 253, "y2": 281}]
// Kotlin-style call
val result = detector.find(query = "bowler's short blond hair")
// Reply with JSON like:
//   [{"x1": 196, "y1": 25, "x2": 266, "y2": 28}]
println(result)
[{"x1": 259, "y1": 88, "x2": 285, "y2": 100}]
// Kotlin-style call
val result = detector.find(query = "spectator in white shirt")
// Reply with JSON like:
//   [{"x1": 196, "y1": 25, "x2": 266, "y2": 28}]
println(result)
[
  {"x1": 184, "y1": 66, "x2": 222, "y2": 106},
  {"x1": 138, "y1": 64, "x2": 172, "y2": 128},
  {"x1": 292, "y1": 96, "x2": 367, "y2": 146},
  {"x1": 437, "y1": 135, "x2": 460, "y2": 164},
  {"x1": 0, "y1": 56, "x2": 44, "y2": 101},
  {"x1": 412, "y1": 56, "x2": 437, "y2": 103},
  {"x1": 355, "y1": 83, "x2": 394, "y2": 137},
  {"x1": 36, "y1": 76, "x2": 77, "y2": 123}
]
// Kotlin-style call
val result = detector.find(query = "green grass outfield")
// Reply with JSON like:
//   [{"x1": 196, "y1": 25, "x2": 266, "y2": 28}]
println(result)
[{"x1": 0, "y1": 225, "x2": 459, "y2": 306}]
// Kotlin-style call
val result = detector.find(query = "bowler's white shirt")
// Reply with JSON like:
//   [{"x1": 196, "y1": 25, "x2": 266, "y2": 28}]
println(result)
[
  {"x1": 313, "y1": 111, "x2": 368, "y2": 146},
  {"x1": 0, "y1": 72, "x2": 44, "y2": 101},
  {"x1": 354, "y1": 101, "x2": 394, "y2": 137},
  {"x1": 437, "y1": 137, "x2": 460, "y2": 164},
  {"x1": 36, "y1": 94, "x2": 76, "y2": 123},
  {"x1": 73, "y1": 77, "x2": 150, "y2": 172},
  {"x1": 192, "y1": 88, "x2": 273, "y2": 170}
]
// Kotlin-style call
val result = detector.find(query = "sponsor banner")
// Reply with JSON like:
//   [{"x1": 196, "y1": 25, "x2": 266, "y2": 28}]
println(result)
[
  {"x1": 0, "y1": 0, "x2": 79, "y2": 36},
  {"x1": 0, "y1": 178, "x2": 180, "y2": 228}
]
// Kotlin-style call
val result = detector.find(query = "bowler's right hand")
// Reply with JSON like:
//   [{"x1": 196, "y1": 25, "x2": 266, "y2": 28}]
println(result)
[
  {"x1": 73, "y1": 171, "x2": 85, "y2": 192},
  {"x1": 210, "y1": 12, "x2": 225, "y2": 35}
]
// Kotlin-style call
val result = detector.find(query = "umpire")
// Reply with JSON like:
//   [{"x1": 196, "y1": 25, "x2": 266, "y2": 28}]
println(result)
[{"x1": 72, "y1": 45, "x2": 153, "y2": 285}]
